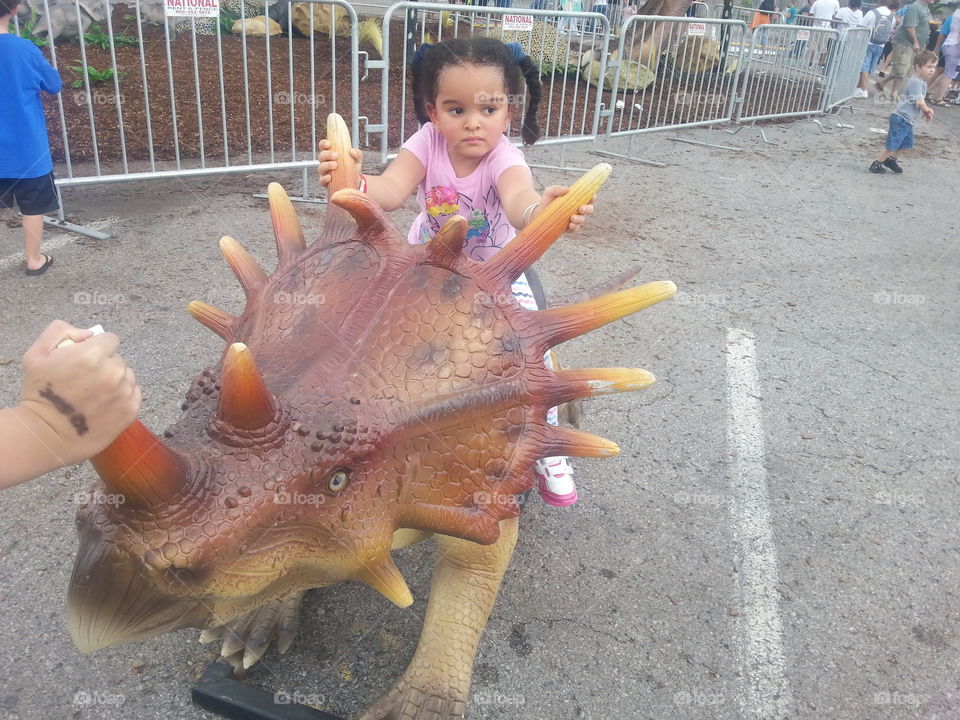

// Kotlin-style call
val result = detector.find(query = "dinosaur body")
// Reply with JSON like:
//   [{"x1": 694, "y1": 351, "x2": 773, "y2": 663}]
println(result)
[{"x1": 67, "y1": 165, "x2": 674, "y2": 718}]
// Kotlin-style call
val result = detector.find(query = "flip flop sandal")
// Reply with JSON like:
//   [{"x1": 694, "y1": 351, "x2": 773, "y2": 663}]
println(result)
[
  {"x1": 25, "y1": 254, "x2": 54, "y2": 275},
  {"x1": 930, "y1": 99, "x2": 950, "y2": 107}
]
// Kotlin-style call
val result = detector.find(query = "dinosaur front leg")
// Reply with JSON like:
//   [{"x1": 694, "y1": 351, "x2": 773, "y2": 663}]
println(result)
[{"x1": 360, "y1": 516, "x2": 520, "y2": 720}]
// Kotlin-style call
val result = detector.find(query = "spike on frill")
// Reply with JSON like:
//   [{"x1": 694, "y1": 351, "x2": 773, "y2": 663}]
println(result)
[
  {"x1": 477, "y1": 163, "x2": 612, "y2": 287},
  {"x1": 542, "y1": 368, "x2": 656, "y2": 408},
  {"x1": 330, "y1": 189, "x2": 396, "y2": 241},
  {"x1": 187, "y1": 301, "x2": 235, "y2": 341},
  {"x1": 91, "y1": 420, "x2": 186, "y2": 508},
  {"x1": 268, "y1": 183, "x2": 306, "y2": 265},
  {"x1": 427, "y1": 216, "x2": 467, "y2": 264},
  {"x1": 541, "y1": 427, "x2": 620, "y2": 458},
  {"x1": 532, "y1": 281, "x2": 677, "y2": 351},
  {"x1": 355, "y1": 553, "x2": 413, "y2": 608},
  {"x1": 217, "y1": 343, "x2": 277, "y2": 431},
  {"x1": 220, "y1": 236, "x2": 267, "y2": 298}
]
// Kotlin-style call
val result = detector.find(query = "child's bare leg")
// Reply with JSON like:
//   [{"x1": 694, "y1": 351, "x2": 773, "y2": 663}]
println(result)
[
  {"x1": 874, "y1": 148, "x2": 894, "y2": 163},
  {"x1": 23, "y1": 214, "x2": 45, "y2": 270}
]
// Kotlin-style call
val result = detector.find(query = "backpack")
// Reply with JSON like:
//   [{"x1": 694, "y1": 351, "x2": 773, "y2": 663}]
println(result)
[{"x1": 869, "y1": 10, "x2": 894, "y2": 44}]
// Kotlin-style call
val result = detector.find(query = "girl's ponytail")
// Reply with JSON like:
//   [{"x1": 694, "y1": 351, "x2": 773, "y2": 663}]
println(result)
[
  {"x1": 516, "y1": 52, "x2": 543, "y2": 145},
  {"x1": 411, "y1": 43, "x2": 432, "y2": 128}
]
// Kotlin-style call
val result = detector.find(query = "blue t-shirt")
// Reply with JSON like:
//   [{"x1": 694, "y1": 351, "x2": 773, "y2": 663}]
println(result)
[{"x1": 0, "y1": 33, "x2": 62, "y2": 179}]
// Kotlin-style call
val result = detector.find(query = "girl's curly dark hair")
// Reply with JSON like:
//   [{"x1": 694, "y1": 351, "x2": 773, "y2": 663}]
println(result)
[{"x1": 411, "y1": 37, "x2": 543, "y2": 145}]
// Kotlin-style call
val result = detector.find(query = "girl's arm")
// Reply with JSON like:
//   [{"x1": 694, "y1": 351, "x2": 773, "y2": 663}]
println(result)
[
  {"x1": 496, "y1": 165, "x2": 595, "y2": 232},
  {"x1": 317, "y1": 142, "x2": 425, "y2": 212}
]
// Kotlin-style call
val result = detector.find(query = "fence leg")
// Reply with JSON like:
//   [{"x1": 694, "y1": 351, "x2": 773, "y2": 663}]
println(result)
[
  {"x1": 43, "y1": 186, "x2": 111, "y2": 241},
  {"x1": 590, "y1": 135, "x2": 667, "y2": 167},
  {"x1": 669, "y1": 125, "x2": 742, "y2": 151}
]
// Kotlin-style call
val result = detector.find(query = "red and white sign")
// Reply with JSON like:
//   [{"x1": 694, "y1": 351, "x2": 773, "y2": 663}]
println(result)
[
  {"x1": 502, "y1": 14, "x2": 534, "y2": 31},
  {"x1": 165, "y1": 0, "x2": 219, "y2": 18},
  {"x1": 797, "y1": 29, "x2": 810, "y2": 40},
  {"x1": 686, "y1": 22, "x2": 707, "y2": 36}
]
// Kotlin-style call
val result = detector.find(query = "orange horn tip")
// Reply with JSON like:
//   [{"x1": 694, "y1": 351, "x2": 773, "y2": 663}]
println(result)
[
  {"x1": 217, "y1": 343, "x2": 278, "y2": 431},
  {"x1": 479, "y1": 163, "x2": 612, "y2": 286},
  {"x1": 91, "y1": 420, "x2": 186, "y2": 508},
  {"x1": 268, "y1": 183, "x2": 306, "y2": 264},
  {"x1": 535, "y1": 280, "x2": 677, "y2": 349},
  {"x1": 219, "y1": 236, "x2": 267, "y2": 297},
  {"x1": 330, "y1": 189, "x2": 393, "y2": 238},
  {"x1": 356, "y1": 553, "x2": 413, "y2": 608},
  {"x1": 187, "y1": 300, "x2": 235, "y2": 341},
  {"x1": 326, "y1": 113, "x2": 359, "y2": 194}
]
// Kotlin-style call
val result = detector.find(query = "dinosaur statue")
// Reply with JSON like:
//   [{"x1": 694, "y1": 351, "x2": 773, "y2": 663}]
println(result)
[{"x1": 66, "y1": 118, "x2": 675, "y2": 719}]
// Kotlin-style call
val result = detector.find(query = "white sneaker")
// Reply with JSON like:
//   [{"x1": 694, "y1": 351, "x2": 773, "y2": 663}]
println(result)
[{"x1": 853, "y1": 88, "x2": 869, "y2": 99}]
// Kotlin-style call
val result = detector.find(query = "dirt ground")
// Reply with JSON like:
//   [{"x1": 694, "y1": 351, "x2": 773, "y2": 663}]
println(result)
[{"x1": 0, "y1": 97, "x2": 958, "y2": 720}]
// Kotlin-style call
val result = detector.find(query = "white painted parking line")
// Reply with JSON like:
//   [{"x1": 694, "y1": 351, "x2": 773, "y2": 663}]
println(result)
[
  {"x1": 726, "y1": 328, "x2": 791, "y2": 720},
  {"x1": 0, "y1": 233, "x2": 79, "y2": 272}
]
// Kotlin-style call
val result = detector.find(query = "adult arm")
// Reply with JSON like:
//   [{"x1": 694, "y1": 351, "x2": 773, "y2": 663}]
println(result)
[{"x1": 1, "y1": 322, "x2": 141, "y2": 489}]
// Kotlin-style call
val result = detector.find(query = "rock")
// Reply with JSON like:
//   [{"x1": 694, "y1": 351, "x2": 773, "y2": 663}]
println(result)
[
  {"x1": 291, "y1": 2, "x2": 349, "y2": 37},
  {"x1": 232, "y1": 15, "x2": 281, "y2": 36},
  {"x1": 673, "y1": 35, "x2": 721, "y2": 74}
]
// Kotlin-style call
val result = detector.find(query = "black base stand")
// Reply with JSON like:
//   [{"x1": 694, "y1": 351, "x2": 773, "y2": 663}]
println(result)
[{"x1": 191, "y1": 660, "x2": 347, "y2": 720}]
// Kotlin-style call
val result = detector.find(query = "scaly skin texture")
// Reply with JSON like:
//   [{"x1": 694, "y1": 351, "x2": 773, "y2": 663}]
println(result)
[{"x1": 67, "y1": 164, "x2": 675, "y2": 719}]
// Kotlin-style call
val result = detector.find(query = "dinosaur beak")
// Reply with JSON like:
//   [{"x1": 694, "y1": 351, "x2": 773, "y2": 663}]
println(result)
[{"x1": 67, "y1": 525, "x2": 208, "y2": 653}]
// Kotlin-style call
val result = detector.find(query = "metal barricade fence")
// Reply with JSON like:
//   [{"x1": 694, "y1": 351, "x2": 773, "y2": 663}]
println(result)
[
  {"x1": 374, "y1": 2, "x2": 611, "y2": 163},
  {"x1": 604, "y1": 15, "x2": 747, "y2": 138},
  {"x1": 735, "y1": 22, "x2": 837, "y2": 123},
  {"x1": 13, "y1": 0, "x2": 361, "y2": 188},
  {"x1": 820, "y1": 25, "x2": 869, "y2": 111}
]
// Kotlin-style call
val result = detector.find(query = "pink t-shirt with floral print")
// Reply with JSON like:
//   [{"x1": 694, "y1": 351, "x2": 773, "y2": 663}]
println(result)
[{"x1": 401, "y1": 122, "x2": 528, "y2": 262}]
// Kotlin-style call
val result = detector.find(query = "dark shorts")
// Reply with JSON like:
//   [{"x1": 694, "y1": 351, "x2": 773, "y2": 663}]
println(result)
[
  {"x1": 886, "y1": 113, "x2": 914, "y2": 151},
  {"x1": 0, "y1": 172, "x2": 60, "y2": 215}
]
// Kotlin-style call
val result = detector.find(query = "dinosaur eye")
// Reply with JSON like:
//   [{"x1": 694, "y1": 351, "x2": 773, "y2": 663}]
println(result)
[{"x1": 328, "y1": 468, "x2": 350, "y2": 493}]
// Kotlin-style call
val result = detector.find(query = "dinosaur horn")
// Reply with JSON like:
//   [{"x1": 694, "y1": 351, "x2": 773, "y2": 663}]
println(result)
[
  {"x1": 220, "y1": 236, "x2": 267, "y2": 298},
  {"x1": 268, "y1": 183, "x2": 306, "y2": 265},
  {"x1": 217, "y1": 343, "x2": 278, "y2": 431},
  {"x1": 187, "y1": 300, "x2": 236, "y2": 341},
  {"x1": 325, "y1": 113, "x2": 359, "y2": 194},
  {"x1": 427, "y1": 215, "x2": 467, "y2": 262},
  {"x1": 477, "y1": 163, "x2": 612, "y2": 287},
  {"x1": 531, "y1": 281, "x2": 677, "y2": 351},
  {"x1": 356, "y1": 553, "x2": 414, "y2": 608},
  {"x1": 542, "y1": 368, "x2": 656, "y2": 407},
  {"x1": 330, "y1": 189, "x2": 396, "y2": 241},
  {"x1": 91, "y1": 421, "x2": 187, "y2": 508},
  {"x1": 541, "y1": 427, "x2": 620, "y2": 458}
]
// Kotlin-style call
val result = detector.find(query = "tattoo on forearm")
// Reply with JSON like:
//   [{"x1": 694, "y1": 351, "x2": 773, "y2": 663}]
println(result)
[{"x1": 39, "y1": 385, "x2": 90, "y2": 436}]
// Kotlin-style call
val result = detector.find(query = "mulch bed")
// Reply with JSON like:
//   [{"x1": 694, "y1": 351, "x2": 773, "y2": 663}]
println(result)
[{"x1": 40, "y1": 9, "x2": 820, "y2": 167}]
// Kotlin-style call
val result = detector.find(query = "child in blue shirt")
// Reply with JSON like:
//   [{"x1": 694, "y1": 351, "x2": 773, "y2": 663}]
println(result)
[{"x1": 0, "y1": 0, "x2": 62, "y2": 275}]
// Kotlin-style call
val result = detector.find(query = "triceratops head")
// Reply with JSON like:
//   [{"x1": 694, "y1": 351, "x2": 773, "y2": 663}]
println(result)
[{"x1": 68, "y1": 168, "x2": 675, "y2": 656}]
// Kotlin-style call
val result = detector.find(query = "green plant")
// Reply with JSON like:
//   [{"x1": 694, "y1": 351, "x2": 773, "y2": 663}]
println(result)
[
  {"x1": 70, "y1": 64, "x2": 126, "y2": 89},
  {"x1": 83, "y1": 22, "x2": 140, "y2": 50},
  {"x1": 16, "y1": 7, "x2": 49, "y2": 48},
  {"x1": 218, "y1": 7, "x2": 240, "y2": 35}
]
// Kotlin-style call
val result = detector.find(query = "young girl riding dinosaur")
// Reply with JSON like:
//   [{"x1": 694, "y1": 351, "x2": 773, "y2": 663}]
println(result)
[{"x1": 317, "y1": 37, "x2": 597, "y2": 507}]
